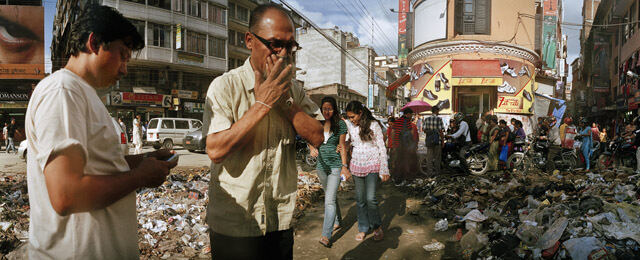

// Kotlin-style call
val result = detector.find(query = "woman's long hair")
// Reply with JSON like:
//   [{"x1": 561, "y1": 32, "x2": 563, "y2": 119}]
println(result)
[
  {"x1": 321, "y1": 96, "x2": 340, "y2": 135},
  {"x1": 346, "y1": 101, "x2": 381, "y2": 142}
]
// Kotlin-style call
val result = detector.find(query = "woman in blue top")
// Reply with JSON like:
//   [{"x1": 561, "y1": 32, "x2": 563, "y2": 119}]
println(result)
[
  {"x1": 578, "y1": 118, "x2": 593, "y2": 170},
  {"x1": 309, "y1": 96, "x2": 349, "y2": 248}
]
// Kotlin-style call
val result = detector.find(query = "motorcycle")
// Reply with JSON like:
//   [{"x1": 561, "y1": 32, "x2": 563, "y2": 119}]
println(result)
[
  {"x1": 597, "y1": 137, "x2": 636, "y2": 171},
  {"x1": 507, "y1": 134, "x2": 577, "y2": 172},
  {"x1": 295, "y1": 136, "x2": 317, "y2": 167},
  {"x1": 419, "y1": 138, "x2": 491, "y2": 176}
]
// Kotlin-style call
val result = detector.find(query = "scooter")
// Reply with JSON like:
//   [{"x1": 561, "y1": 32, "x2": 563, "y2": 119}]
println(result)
[
  {"x1": 419, "y1": 139, "x2": 491, "y2": 176},
  {"x1": 598, "y1": 137, "x2": 637, "y2": 171},
  {"x1": 507, "y1": 134, "x2": 577, "y2": 172}
]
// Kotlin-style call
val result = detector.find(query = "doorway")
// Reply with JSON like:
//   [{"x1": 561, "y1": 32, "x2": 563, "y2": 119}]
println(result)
[{"x1": 455, "y1": 86, "x2": 495, "y2": 123}]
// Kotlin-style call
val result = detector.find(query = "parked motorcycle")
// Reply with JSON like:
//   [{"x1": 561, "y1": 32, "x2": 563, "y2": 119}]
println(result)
[
  {"x1": 419, "y1": 139, "x2": 491, "y2": 176},
  {"x1": 597, "y1": 137, "x2": 636, "y2": 171},
  {"x1": 507, "y1": 134, "x2": 577, "y2": 172},
  {"x1": 295, "y1": 136, "x2": 317, "y2": 167}
]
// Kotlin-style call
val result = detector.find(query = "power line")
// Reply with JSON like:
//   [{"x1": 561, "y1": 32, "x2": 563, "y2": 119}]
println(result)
[
  {"x1": 332, "y1": 0, "x2": 395, "y2": 55},
  {"x1": 347, "y1": 0, "x2": 397, "y2": 55}
]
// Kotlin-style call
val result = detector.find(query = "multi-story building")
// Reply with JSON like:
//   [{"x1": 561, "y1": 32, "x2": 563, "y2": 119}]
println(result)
[
  {"x1": 404, "y1": 0, "x2": 567, "y2": 129},
  {"x1": 580, "y1": 0, "x2": 640, "y2": 125},
  {"x1": 375, "y1": 55, "x2": 406, "y2": 116},
  {"x1": 52, "y1": 0, "x2": 228, "y2": 128},
  {"x1": 296, "y1": 27, "x2": 387, "y2": 115},
  {"x1": 0, "y1": 0, "x2": 44, "y2": 137}
]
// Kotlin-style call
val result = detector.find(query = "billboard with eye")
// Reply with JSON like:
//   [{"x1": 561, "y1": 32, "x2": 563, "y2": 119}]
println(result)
[{"x1": 0, "y1": 5, "x2": 45, "y2": 79}]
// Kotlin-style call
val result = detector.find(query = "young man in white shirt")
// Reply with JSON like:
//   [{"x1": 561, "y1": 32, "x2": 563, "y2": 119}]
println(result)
[{"x1": 25, "y1": 5, "x2": 177, "y2": 259}]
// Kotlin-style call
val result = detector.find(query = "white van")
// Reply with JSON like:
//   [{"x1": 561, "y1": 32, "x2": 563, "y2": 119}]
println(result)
[{"x1": 147, "y1": 118, "x2": 202, "y2": 149}]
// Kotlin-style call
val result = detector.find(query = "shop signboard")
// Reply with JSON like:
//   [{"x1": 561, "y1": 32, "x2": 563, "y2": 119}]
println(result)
[
  {"x1": 410, "y1": 60, "x2": 453, "y2": 114},
  {"x1": 592, "y1": 35, "x2": 610, "y2": 93},
  {"x1": 177, "y1": 51, "x2": 204, "y2": 66},
  {"x1": 111, "y1": 92, "x2": 172, "y2": 107},
  {"x1": 0, "y1": 101, "x2": 28, "y2": 109},
  {"x1": 397, "y1": 0, "x2": 409, "y2": 67},
  {"x1": 368, "y1": 84, "x2": 374, "y2": 108},
  {"x1": 171, "y1": 89, "x2": 198, "y2": 99},
  {"x1": 494, "y1": 59, "x2": 535, "y2": 114},
  {"x1": 184, "y1": 102, "x2": 204, "y2": 113},
  {"x1": 176, "y1": 24, "x2": 182, "y2": 49},
  {"x1": 0, "y1": 91, "x2": 30, "y2": 101},
  {"x1": 453, "y1": 77, "x2": 502, "y2": 86},
  {"x1": 0, "y1": 6, "x2": 45, "y2": 80}
]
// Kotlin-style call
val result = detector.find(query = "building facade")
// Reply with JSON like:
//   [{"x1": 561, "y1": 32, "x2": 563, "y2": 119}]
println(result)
[
  {"x1": 52, "y1": 0, "x2": 228, "y2": 129},
  {"x1": 407, "y1": 0, "x2": 570, "y2": 128}
]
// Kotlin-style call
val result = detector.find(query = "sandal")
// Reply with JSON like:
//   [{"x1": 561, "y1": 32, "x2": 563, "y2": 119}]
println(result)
[
  {"x1": 318, "y1": 236, "x2": 331, "y2": 248},
  {"x1": 355, "y1": 232, "x2": 366, "y2": 241},
  {"x1": 373, "y1": 227, "x2": 384, "y2": 241},
  {"x1": 333, "y1": 224, "x2": 340, "y2": 232}
]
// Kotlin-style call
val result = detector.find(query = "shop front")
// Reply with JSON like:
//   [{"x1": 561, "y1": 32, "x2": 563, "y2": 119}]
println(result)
[
  {"x1": 0, "y1": 84, "x2": 34, "y2": 142},
  {"x1": 171, "y1": 89, "x2": 203, "y2": 120},
  {"x1": 107, "y1": 92, "x2": 172, "y2": 135}
]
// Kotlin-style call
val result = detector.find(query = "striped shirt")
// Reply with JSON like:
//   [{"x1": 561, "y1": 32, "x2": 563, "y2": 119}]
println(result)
[
  {"x1": 392, "y1": 117, "x2": 417, "y2": 148},
  {"x1": 317, "y1": 120, "x2": 347, "y2": 170}
]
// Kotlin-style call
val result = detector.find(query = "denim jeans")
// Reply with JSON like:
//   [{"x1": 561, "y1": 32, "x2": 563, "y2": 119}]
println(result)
[
  {"x1": 6, "y1": 137, "x2": 14, "y2": 153},
  {"x1": 316, "y1": 167, "x2": 342, "y2": 239},
  {"x1": 353, "y1": 172, "x2": 381, "y2": 233}
]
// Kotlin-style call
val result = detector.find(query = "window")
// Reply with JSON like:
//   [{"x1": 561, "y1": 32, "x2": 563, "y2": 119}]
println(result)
[
  {"x1": 129, "y1": 19, "x2": 145, "y2": 40},
  {"x1": 187, "y1": 31, "x2": 207, "y2": 54},
  {"x1": 209, "y1": 36, "x2": 226, "y2": 58},
  {"x1": 191, "y1": 120, "x2": 202, "y2": 129},
  {"x1": 208, "y1": 4, "x2": 227, "y2": 25},
  {"x1": 161, "y1": 120, "x2": 174, "y2": 129},
  {"x1": 149, "y1": 0, "x2": 171, "y2": 10},
  {"x1": 454, "y1": 0, "x2": 491, "y2": 35},
  {"x1": 188, "y1": 0, "x2": 205, "y2": 18},
  {"x1": 149, "y1": 23, "x2": 171, "y2": 48},
  {"x1": 237, "y1": 5, "x2": 248, "y2": 22},
  {"x1": 175, "y1": 120, "x2": 189, "y2": 129},
  {"x1": 173, "y1": 0, "x2": 184, "y2": 13},
  {"x1": 228, "y1": 30, "x2": 236, "y2": 46},
  {"x1": 236, "y1": 31, "x2": 245, "y2": 47},
  {"x1": 229, "y1": 3, "x2": 236, "y2": 19}
]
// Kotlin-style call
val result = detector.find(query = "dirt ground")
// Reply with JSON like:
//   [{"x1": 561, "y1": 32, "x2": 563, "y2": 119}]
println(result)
[{"x1": 292, "y1": 181, "x2": 463, "y2": 260}]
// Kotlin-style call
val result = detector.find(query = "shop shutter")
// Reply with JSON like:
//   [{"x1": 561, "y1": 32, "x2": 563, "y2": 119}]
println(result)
[
  {"x1": 475, "y1": 0, "x2": 491, "y2": 34},
  {"x1": 454, "y1": 0, "x2": 464, "y2": 34}
]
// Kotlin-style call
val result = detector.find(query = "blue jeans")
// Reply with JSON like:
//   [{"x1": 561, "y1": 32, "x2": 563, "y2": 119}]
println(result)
[
  {"x1": 316, "y1": 167, "x2": 342, "y2": 239},
  {"x1": 353, "y1": 172, "x2": 381, "y2": 233},
  {"x1": 6, "y1": 137, "x2": 14, "y2": 153}
]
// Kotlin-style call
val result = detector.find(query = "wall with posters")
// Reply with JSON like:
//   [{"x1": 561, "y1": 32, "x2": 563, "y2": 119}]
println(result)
[
  {"x1": 494, "y1": 59, "x2": 535, "y2": 114},
  {"x1": 409, "y1": 60, "x2": 453, "y2": 114},
  {"x1": 0, "y1": 6, "x2": 45, "y2": 79}
]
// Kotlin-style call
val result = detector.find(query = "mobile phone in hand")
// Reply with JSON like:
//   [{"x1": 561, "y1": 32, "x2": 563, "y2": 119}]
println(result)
[{"x1": 166, "y1": 154, "x2": 179, "y2": 163}]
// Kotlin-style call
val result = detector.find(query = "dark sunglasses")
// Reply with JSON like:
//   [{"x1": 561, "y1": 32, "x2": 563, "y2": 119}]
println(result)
[{"x1": 250, "y1": 32, "x2": 301, "y2": 53}]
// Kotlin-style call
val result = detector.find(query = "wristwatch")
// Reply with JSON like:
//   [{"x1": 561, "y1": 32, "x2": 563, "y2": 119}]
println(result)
[{"x1": 284, "y1": 96, "x2": 294, "y2": 110}]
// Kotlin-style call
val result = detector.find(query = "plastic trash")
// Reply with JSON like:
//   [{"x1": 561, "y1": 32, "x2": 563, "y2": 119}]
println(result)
[
  {"x1": 434, "y1": 218, "x2": 448, "y2": 231},
  {"x1": 462, "y1": 209, "x2": 488, "y2": 222},
  {"x1": 465, "y1": 201, "x2": 478, "y2": 209},
  {"x1": 516, "y1": 222, "x2": 542, "y2": 246},
  {"x1": 563, "y1": 237, "x2": 604, "y2": 260},
  {"x1": 465, "y1": 221, "x2": 478, "y2": 231},
  {"x1": 535, "y1": 217, "x2": 568, "y2": 250},
  {"x1": 460, "y1": 230, "x2": 489, "y2": 256},
  {"x1": 423, "y1": 239, "x2": 445, "y2": 252}
]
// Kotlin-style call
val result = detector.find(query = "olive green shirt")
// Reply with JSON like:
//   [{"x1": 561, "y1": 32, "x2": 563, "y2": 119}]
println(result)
[{"x1": 203, "y1": 58, "x2": 322, "y2": 236}]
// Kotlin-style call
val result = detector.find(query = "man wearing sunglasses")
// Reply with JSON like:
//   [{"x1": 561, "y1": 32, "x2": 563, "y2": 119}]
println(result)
[{"x1": 203, "y1": 3, "x2": 323, "y2": 259}]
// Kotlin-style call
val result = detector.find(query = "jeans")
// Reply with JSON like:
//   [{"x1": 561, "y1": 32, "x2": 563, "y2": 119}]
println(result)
[
  {"x1": 581, "y1": 143, "x2": 592, "y2": 170},
  {"x1": 546, "y1": 145, "x2": 560, "y2": 173},
  {"x1": 316, "y1": 167, "x2": 342, "y2": 239},
  {"x1": 210, "y1": 229, "x2": 293, "y2": 260},
  {"x1": 6, "y1": 137, "x2": 14, "y2": 153},
  {"x1": 353, "y1": 173, "x2": 382, "y2": 233},
  {"x1": 425, "y1": 145, "x2": 441, "y2": 175}
]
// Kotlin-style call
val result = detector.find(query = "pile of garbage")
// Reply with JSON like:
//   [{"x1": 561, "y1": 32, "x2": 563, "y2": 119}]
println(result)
[
  {"x1": 0, "y1": 175, "x2": 29, "y2": 257},
  {"x1": 416, "y1": 168, "x2": 640, "y2": 259}
]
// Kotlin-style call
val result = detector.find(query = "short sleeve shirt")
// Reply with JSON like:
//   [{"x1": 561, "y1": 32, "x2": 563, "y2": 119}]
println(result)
[
  {"x1": 25, "y1": 69, "x2": 138, "y2": 259},
  {"x1": 318, "y1": 120, "x2": 347, "y2": 170},
  {"x1": 203, "y1": 58, "x2": 322, "y2": 237}
]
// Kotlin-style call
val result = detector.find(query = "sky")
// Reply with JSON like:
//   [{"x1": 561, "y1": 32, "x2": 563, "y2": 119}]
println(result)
[{"x1": 43, "y1": 0, "x2": 584, "y2": 82}]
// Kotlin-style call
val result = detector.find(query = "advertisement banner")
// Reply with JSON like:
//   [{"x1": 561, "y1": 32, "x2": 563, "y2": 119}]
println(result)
[
  {"x1": 542, "y1": 16, "x2": 557, "y2": 70},
  {"x1": 0, "y1": 6, "x2": 45, "y2": 79},
  {"x1": 413, "y1": 0, "x2": 447, "y2": 47},
  {"x1": 410, "y1": 60, "x2": 453, "y2": 114},
  {"x1": 111, "y1": 92, "x2": 172, "y2": 107},
  {"x1": 398, "y1": 0, "x2": 409, "y2": 67},
  {"x1": 176, "y1": 23, "x2": 182, "y2": 49},
  {"x1": 543, "y1": 0, "x2": 558, "y2": 16},
  {"x1": 494, "y1": 59, "x2": 535, "y2": 114},
  {"x1": 368, "y1": 84, "x2": 374, "y2": 108},
  {"x1": 183, "y1": 102, "x2": 204, "y2": 113},
  {"x1": 592, "y1": 35, "x2": 610, "y2": 93},
  {"x1": 171, "y1": 89, "x2": 198, "y2": 99}
]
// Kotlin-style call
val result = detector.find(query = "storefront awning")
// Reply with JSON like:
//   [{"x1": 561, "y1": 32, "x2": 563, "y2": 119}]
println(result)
[
  {"x1": 386, "y1": 73, "x2": 410, "y2": 91},
  {"x1": 452, "y1": 60, "x2": 502, "y2": 77}
]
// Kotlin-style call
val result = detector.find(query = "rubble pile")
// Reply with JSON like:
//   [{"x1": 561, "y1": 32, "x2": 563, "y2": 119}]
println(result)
[
  {"x1": 294, "y1": 170, "x2": 324, "y2": 219},
  {"x1": 416, "y1": 169, "x2": 640, "y2": 259},
  {"x1": 0, "y1": 175, "x2": 29, "y2": 257}
]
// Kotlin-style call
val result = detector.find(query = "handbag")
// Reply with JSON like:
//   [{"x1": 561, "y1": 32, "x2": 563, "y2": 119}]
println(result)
[{"x1": 499, "y1": 145, "x2": 509, "y2": 162}]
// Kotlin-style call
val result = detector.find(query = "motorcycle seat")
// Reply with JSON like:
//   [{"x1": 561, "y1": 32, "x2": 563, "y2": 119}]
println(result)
[{"x1": 469, "y1": 142, "x2": 490, "y2": 152}]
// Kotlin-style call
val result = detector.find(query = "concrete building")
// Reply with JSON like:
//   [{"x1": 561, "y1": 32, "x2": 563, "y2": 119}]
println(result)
[
  {"x1": 296, "y1": 27, "x2": 387, "y2": 114},
  {"x1": 52, "y1": 0, "x2": 228, "y2": 129},
  {"x1": 405, "y1": 0, "x2": 569, "y2": 128},
  {"x1": 0, "y1": 0, "x2": 44, "y2": 138},
  {"x1": 305, "y1": 83, "x2": 350, "y2": 112},
  {"x1": 375, "y1": 55, "x2": 406, "y2": 116}
]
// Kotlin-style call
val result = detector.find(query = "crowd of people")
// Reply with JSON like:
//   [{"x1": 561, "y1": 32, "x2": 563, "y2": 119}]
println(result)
[{"x1": 2, "y1": 118, "x2": 19, "y2": 153}]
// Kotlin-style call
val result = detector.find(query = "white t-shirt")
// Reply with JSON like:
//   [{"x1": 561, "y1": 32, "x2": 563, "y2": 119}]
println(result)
[{"x1": 25, "y1": 69, "x2": 139, "y2": 259}]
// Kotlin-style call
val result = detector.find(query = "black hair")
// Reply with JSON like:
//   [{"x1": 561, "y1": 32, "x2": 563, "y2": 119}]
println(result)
[
  {"x1": 515, "y1": 120, "x2": 523, "y2": 128},
  {"x1": 388, "y1": 117, "x2": 396, "y2": 123},
  {"x1": 345, "y1": 101, "x2": 381, "y2": 142},
  {"x1": 68, "y1": 4, "x2": 144, "y2": 57},
  {"x1": 499, "y1": 119, "x2": 507, "y2": 125},
  {"x1": 402, "y1": 107, "x2": 414, "y2": 114},
  {"x1": 431, "y1": 106, "x2": 439, "y2": 113},
  {"x1": 511, "y1": 118, "x2": 516, "y2": 123},
  {"x1": 249, "y1": 3, "x2": 293, "y2": 33},
  {"x1": 321, "y1": 96, "x2": 340, "y2": 135}
]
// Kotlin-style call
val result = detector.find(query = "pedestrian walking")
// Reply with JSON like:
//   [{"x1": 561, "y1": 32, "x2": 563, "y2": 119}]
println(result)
[
  {"x1": 2, "y1": 122, "x2": 7, "y2": 151},
  {"x1": 391, "y1": 108, "x2": 418, "y2": 185},
  {"x1": 578, "y1": 118, "x2": 593, "y2": 170},
  {"x1": 24, "y1": 5, "x2": 177, "y2": 259},
  {"x1": 447, "y1": 112, "x2": 472, "y2": 174},
  {"x1": 488, "y1": 117, "x2": 500, "y2": 171},
  {"x1": 308, "y1": 96, "x2": 349, "y2": 248},
  {"x1": 133, "y1": 114, "x2": 143, "y2": 154},
  {"x1": 118, "y1": 117, "x2": 126, "y2": 133},
  {"x1": 6, "y1": 118, "x2": 17, "y2": 154},
  {"x1": 202, "y1": 4, "x2": 323, "y2": 259},
  {"x1": 344, "y1": 101, "x2": 389, "y2": 242},
  {"x1": 422, "y1": 106, "x2": 444, "y2": 176}
]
